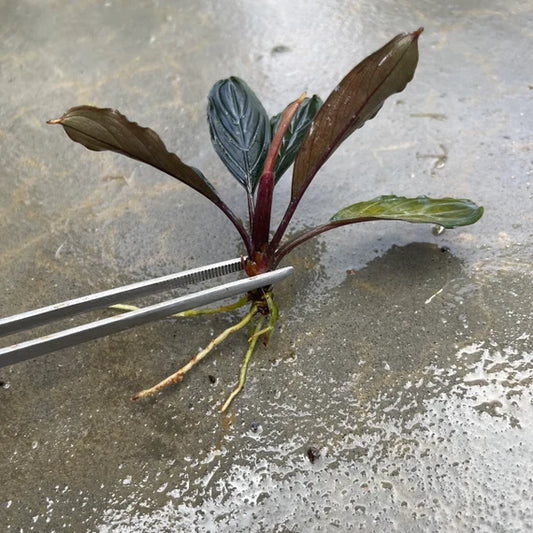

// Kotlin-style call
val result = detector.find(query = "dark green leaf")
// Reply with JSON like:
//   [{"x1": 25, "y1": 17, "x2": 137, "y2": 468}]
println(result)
[
  {"x1": 48, "y1": 105, "x2": 220, "y2": 203},
  {"x1": 270, "y1": 95, "x2": 323, "y2": 182},
  {"x1": 207, "y1": 77, "x2": 271, "y2": 191},
  {"x1": 330, "y1": 195, "x2": 484, "y2": 228},
  {"x1": 292, "y1": 29, "x2": 423, "y2": 203}
]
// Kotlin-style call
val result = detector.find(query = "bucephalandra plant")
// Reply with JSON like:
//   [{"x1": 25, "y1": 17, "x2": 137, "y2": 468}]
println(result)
[{"x1": 48, "y1": 28, "x2": 483, "y2": 411}]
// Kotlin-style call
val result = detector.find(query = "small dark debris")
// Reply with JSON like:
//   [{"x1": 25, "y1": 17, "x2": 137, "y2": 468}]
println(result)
[
  {"x1": 271, "y1": 45, "x2": 290, "y2": 55},
  {"x1": 251, "y1": 422, "x2": 260, "y2": 432},
  {"x1": 208, "y1": 374, "x2": 217, "y2": 384},
  {"x1": 0, "y1": 381, "x2": 5, "y2": 388},
  {"x1": 307, "y1": 446, "x2": 321, "y2": 463}
]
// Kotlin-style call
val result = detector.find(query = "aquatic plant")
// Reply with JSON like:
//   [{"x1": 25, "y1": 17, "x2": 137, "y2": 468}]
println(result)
[{"x1": 48, "y1": 29, "x2": 483, "y2": 411}]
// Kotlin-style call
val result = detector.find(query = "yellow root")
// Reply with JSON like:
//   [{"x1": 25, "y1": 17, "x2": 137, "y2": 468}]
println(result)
[
  {"x1": 109, "y1": 303, "x2": 139, "y2": 312},
  {"x1": 220, "y1": 316, "x2": 265, "y2": 413},
  {"x1": 132, "y1": 303, "x2": 258, "y2": 401},
  {"x1": 115, "y1": 290, "x2": 279, "y2": 411},
  {"x1": 109, "y1": 295, "x2": 248, "y2": 318},
  {"x1": 248, "y1": 325, "x2": 273, "y2": 342}
]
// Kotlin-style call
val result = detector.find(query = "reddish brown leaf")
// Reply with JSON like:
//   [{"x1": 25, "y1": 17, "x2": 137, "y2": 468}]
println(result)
[
  {"x1": 291, "y1": 28, "x2": 423, "y2": 202},
  {"x1": 48, "y1": 106, "x2": 220, "y2": 203}
]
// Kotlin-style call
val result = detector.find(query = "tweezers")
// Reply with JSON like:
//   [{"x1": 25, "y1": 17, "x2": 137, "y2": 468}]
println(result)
[{"x1": 0, "y1": 258, "x2": 293, "y2": 368}]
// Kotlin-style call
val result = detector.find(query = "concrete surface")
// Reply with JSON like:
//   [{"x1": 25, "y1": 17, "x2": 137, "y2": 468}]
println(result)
[{"x1": 1, "y1": 1, "x2": 532, "y2": 531}]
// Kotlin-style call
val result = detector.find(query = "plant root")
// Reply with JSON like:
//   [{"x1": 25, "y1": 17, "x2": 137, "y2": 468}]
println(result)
[
  {"x1": 220, "y1": 316, "x2": 265, "y2": 413},
  {"x1": 109, "y1": 303, "x2": 139, "y2": 312},
  {"x1": 132, "y1": 302, "x2": 258, "y2": 401},
  {"x1": 113, "y1": 290, "x2": 279, "y2": 411},
  {"x1": 109, "y1": 295, "x2": 248, "y2": 318},
  {"x1": 220, "y1": 291, "x2": 280, "y2": 411},
  {"x1": 248, "y1": 325, "x2": 272, "y2": 341},
  {"x1": 254, "y1": 291, "x2": 279, "y2": 346}
]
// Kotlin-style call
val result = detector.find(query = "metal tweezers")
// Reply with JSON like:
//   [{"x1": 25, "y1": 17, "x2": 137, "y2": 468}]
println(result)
[{"x1": 0, "y1": 258, "x2": 293, "y2": 368}]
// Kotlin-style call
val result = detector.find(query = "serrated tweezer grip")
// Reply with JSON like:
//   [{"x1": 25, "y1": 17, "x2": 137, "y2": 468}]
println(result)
[
  {"x1": 0, "y1": 257, "x2": 245, "y2": 337},
  {"x1": 0, "y1": 266, "x2": 293, "y2": 367}
]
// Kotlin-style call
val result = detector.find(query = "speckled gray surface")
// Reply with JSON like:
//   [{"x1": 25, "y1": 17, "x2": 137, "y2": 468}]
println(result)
[{"x1": 1, "y1": 1, "x2": 532, "y2": 532}]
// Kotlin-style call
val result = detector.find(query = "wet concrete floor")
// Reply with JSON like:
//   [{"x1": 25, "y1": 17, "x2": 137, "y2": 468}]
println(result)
[{"x1": 1, "y1": 1, "x2": 532, "y2": 531}]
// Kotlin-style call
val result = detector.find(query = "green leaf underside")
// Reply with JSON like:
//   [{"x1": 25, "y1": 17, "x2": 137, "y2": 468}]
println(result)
[
  {"x1": 49, "y1": 106, "x2": 220, "y2": 203},
  {"x1": 292, "y1": 29, "x2": 422, "y2": 203},
  {"x1": 207, "y1": 77, "x2": 271, "y2": 191},
  {"x1": 270, "y1": 95, "x2": 323, "y2": 182},
  {"x1": 331, "y1": 195, "x2": 483, "y2": 228}
]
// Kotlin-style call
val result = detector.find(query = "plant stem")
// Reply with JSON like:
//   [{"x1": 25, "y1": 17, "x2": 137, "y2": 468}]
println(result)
[
  {"x1": 251, "y1": 171, "x2": 274, "y2": 253},
  {"x1": 269, "y1": 197, "x2": 298, "y2": 254},
  {"x1": 251, "y1": 93, "x2": 307, "y2": 257},
  {"x1": 274, "y1": 217, "x2": 373, "y2": 264},
  {"x1": 132, "y1": 302, "x2": 258, "y2": 400},
  {"x1": 216, "y1": 200, "x2": 253, "y2": 257},
  {"x1": 246, "y1": 183, "x2": 255, "y2": 235},
  {"x1": 220, "y1": 315, "x2": 265, "y2": 412}
]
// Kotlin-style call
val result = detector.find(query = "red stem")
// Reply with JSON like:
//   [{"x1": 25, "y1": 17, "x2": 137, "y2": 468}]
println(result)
[
  {"x1": 250, "y1": 92, "x2": 307, "y2": 259},
  {"x1": 216, "y1": 200, "x2": 253, "y2": 257},
  {"x1": 251, "y1": 171, "x2": 274, "y2": 254},
  {"x1": 246, "y1": 184, "x2": 255, "y2": 234},
  {"x1": 269, "y1": 197, "x2": 298, "y2": 254},
  {"x1": 273, "y1": 217, "x2": 373, "y2": 265}
]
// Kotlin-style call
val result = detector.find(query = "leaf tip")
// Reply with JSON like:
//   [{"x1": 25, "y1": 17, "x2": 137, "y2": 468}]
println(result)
[{"x1": 413, "y1": 27, "x2": 424, "y2": 39}]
